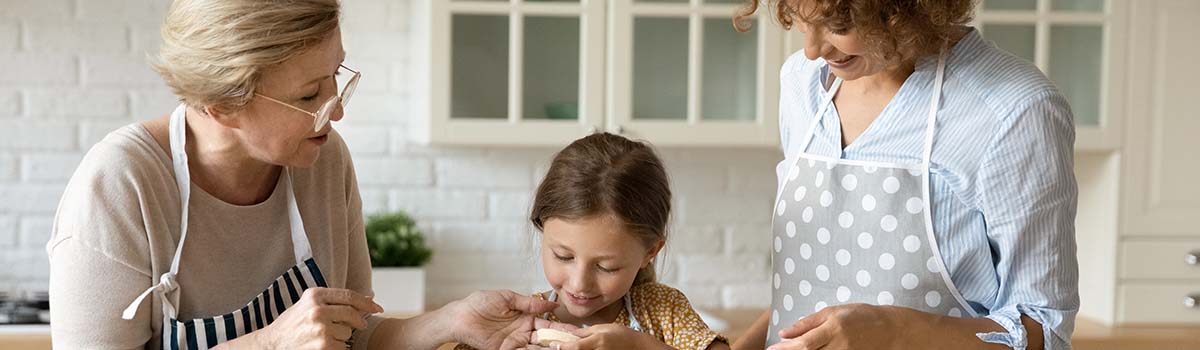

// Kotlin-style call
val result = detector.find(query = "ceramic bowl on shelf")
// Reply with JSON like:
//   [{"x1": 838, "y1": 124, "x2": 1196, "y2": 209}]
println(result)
[{"x1": 544, "y1": 102, "x2": 578, "y2": 120}]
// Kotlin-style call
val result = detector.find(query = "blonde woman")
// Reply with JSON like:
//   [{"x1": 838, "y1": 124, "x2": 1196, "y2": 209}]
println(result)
[{"x1": 46, "y1": 1, "x2": 571, "y2": 349}]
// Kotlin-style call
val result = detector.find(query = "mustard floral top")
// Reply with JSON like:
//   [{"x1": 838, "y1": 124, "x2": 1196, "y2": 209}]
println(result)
[{"x1": 455, "y1": 282, "x2": 727, "y2": 350}]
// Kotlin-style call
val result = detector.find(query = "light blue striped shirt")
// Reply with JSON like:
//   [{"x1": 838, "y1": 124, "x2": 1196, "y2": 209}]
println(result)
[{"x1": 775, "y1": 28, "x2": 1079, "y2": 349}]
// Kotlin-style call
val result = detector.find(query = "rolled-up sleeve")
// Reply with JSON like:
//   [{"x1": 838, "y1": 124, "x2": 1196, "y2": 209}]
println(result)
[{"x1": 974, "y1": 90, "x2": 1080, "y2": 349}]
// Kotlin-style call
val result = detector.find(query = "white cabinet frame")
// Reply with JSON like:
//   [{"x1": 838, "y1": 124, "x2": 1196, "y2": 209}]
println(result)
[
  {"x1": 414, "y1": 0, "x2": 786, "y2": 147},
  {"x1": 607, "y1": 0, "x2": 785, "y2": 146}
]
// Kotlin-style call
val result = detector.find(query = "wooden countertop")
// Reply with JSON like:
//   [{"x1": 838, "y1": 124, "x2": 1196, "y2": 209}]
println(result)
[
  {"x1": 4, "y1": 313, "x2": 1198, "y2": 350},
  {"x1": 1072, "y1": 317, "x2": 1200, "y2": 350}
]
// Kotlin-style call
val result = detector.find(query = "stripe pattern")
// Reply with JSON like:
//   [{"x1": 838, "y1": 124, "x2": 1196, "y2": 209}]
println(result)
[{"x1": 163, "y1": 258, "x2": 328, "y2": 350}]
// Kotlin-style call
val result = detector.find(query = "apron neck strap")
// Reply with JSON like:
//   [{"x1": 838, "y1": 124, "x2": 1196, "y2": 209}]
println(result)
[
  {"x1": 921, "y1": 49, "x2": 948, "y2": 171},
  {"x1": 125, "y1": 104, "x2": 315, "y2": 320},
  {"x1": 796, "y1": 50, "x2": 949, "y2": 168},
  {"x1": 795, "y1": 77, "x2": 842, "y2": 156},
  {"x1": 167, "y1": 105, "x2": 315, "y2": 269},
  {"x1": 167, "y1": 104, "x2": 192, "y2": 275}
]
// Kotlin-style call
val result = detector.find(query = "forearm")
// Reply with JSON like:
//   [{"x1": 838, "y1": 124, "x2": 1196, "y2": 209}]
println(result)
[
  {"x1": 910, "y1": 308, "x2": 1043, "y2": 350},
  {"x1": 369, "y1": 303, "x2": 460, "y2": 350},
  {"x1": 212, "y1": 332, "x2": 263, "y2": 349},
  {"x1": 731, "y1": 310, "x2": 769, "y2": 350}
]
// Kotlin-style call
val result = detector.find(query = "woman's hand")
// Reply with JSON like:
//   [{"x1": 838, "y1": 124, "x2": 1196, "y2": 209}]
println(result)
[
  {"x1": 768, "y1": 303, "x2": 916, "y2": 350},
  {"x1": 450, "y1": 290, "x2": 580, "y2": 350},
  {"x1": 535, "y1": 324, "x2": 673, "y2": 350},
  {"x1": 216, "y1": 287, "x2": 383, "y2": 350}
]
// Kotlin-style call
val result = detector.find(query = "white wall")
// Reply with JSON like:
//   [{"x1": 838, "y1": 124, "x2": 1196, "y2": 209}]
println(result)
[{"x1": 0, "y1": 0, "x2": 778, "y2": 310}]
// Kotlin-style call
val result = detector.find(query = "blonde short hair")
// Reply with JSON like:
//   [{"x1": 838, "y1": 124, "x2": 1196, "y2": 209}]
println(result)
[{"x1": 152, "y1": 0, "x2": 341, "y2": 112}]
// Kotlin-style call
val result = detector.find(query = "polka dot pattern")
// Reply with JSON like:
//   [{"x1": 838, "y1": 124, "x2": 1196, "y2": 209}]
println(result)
[{"x1": 766, "y1": 158, "x2": 968, "y2": 345}]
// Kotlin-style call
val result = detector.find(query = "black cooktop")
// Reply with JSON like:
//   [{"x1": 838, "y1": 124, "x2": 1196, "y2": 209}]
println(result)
[{"x1": 0, "y1": 291, "x2": 50, "y2": 325}]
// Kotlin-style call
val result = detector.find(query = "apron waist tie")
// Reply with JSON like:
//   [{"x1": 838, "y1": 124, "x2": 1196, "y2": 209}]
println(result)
[{"x1": 122, "y1": 273, "x2": 179, "y2": 320}]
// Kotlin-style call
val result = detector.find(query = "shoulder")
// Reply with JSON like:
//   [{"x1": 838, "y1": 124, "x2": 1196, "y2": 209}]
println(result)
[
  {"x1": 78, "y1": 123, "x2": 171, "y2": 177},
  {"x1": 62, "y1": 123, "x2": 174, "y2": 207},
  {"x1": 50, "y1": 123, "x2": 174, "y2": 261},
  {"x1": 946, "y1": 29, "x2": 1071, "y2": 124}
]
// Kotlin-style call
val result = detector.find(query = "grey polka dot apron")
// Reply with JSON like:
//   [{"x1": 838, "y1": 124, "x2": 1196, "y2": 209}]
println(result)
[
  {"x1": 766, "y1": 51, "x2": 979, "y2": 346},
  {"x1": 121, "y1": 104, "x2": 330, "y2": 350}
]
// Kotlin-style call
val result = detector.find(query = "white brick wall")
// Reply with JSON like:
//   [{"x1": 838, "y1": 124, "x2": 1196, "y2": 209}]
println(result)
[
  {"x1": 3, "y1": 0, "x2": 74, "y2": 20},
  {"x1": 0, "y1": 89, "x2": 21, "y2": 116},
  {"x1": 0, "y1": 215, "x2": 17, "y2": 248},
  {"x1": 0, "y1": 0, "x2": 777, "y2": 311},
  {"x1": 0, "y1": 20, "x2": 17, "y2": 51}
]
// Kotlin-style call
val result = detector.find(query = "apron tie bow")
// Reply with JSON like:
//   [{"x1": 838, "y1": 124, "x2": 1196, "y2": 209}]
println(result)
[{"x1": 121, "y1": 272, "x2": 178, "y2": 320}]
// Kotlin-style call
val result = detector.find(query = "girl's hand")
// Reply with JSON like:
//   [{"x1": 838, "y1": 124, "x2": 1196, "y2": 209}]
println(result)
[
  {"x1": 217, "y1": 287, "x2": 383, "y2": 350},
  {"x1": 547, "y1": 323, "x2": 672, "y2": 350},
  {"x1": 767, "y1": 303, "x2": 922, "y2": 350}
]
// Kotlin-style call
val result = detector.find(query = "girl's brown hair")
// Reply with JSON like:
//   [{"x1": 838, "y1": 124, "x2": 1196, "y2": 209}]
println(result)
[
  {"x1": 735, "y1": 0, "x2": 975, "y2": 65},
  {"x1": 531, "y1": 133, "x2": 671, "y2": 285}
]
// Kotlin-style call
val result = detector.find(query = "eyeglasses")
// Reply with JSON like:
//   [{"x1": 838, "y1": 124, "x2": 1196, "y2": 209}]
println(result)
[{"x1": 255, "y1": 64, "x2": 361, "y2": 132}]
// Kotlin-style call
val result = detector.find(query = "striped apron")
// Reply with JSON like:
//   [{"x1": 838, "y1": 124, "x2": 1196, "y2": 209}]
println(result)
[{"x1": 122, "y1": 104, "x2": 329, "y2": 350}]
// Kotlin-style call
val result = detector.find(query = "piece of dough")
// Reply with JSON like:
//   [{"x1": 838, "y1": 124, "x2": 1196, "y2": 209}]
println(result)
[{"x1": 535, "y1": 328, "x2": 581, "y2": 346}]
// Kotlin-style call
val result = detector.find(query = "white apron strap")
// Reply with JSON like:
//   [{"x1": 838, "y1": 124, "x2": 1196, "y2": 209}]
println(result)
[
  {"x1": 123, "y1": 104, "x2": 316, "y2": 320},
  {"x1": 123, "y1": 104, "x2": 190, "y2": 320}
]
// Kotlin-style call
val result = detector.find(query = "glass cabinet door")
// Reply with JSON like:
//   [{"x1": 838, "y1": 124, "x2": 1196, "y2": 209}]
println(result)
[
  {"x1": 421, "y1": 0, "x2": 785, "y2": 146},
  {"x1": 610, "y1": 0, "x2": 783, "y2": 146},
  {"x1": 422, "y1": 0, "x2": 605, "y2": 145},
  {"x1": 451, "y1": 14, "x2": 510, "y2": 119},
  {"x1": 523, "y1": 16, "x2": 581, "y2": 121}
]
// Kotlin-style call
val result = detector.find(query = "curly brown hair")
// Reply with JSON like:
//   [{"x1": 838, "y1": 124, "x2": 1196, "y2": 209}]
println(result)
[{"x1": 735, "y1": 0, "x2": 975, "y2": 64}]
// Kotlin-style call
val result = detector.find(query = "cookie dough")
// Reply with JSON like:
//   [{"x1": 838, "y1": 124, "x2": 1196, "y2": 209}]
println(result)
[{"x1": 534, "y1": 328, "x2": 581, "y2": 346}]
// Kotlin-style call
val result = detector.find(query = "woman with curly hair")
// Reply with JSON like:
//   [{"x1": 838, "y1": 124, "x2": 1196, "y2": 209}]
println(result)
[{"x1": 732, "y1": 1, "x2": 1078, "y2": 350}]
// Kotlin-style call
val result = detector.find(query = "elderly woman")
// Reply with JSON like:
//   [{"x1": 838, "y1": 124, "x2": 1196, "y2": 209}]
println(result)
[
  {"x1": 46, "y1": 1, "x2": 567, "y2": 349},
  {"x1": 731, "y1": 1, "x2": 1079, "y2": 350}
]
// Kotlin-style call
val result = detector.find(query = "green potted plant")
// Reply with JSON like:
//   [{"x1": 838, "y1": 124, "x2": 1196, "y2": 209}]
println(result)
[{"x1": 365, "y1": 211, "x2": 433, "y2": 314}]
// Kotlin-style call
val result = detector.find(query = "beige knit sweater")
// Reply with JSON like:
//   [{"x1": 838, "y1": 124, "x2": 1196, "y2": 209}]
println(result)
[{"x1": 46, "y1": 124, "x2": 381, "y2": 349}]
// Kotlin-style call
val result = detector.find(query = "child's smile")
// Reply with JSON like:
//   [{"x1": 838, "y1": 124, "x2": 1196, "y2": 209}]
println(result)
[{"x1": 540, "y1": 214, "x2": 662, "y2": 325}]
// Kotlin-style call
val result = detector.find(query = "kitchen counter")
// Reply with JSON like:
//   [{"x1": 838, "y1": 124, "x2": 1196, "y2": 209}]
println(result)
[{"x1": 4, "y1": 313, "x2": 1198, "y2": 349}]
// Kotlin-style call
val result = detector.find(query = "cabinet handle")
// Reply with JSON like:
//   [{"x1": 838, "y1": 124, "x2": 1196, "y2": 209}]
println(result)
[
  {"x1": 1187, "y1": 294, "x2": 1200, "y2": 308},
  {"x1": 613, "y1": 125, "x2": 625, "y2": 134},
  {"x1": 1187, "y1": 251, "x2": 1199, "y2": 266}
]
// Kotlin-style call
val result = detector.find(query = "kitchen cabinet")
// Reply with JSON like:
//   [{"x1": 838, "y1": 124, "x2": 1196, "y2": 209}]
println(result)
[
  {"x1": 1073, "y1": 0, "x2": 1200, "y2": 326},
  {"x1": 413, "y1": 0, "x2": 1133, "y2": 149},
  {"x1": 411, "y1": 0, "x2": 785, "y2": 146}
]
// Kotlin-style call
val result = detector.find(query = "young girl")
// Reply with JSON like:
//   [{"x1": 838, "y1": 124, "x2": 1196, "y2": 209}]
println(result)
[{"x1": 459, "y1": 133, "x2": 729, "y2": 350}]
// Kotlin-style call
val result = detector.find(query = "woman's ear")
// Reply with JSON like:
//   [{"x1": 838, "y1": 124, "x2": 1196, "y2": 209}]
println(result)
[{"x1": 203, "y1": 105, "x2": 242, "y2": 129}]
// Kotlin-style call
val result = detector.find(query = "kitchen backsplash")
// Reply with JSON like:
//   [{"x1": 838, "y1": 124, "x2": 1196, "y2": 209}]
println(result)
[{"x1": 0, "y1": 0, "x2": 777, "y2": 310}]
